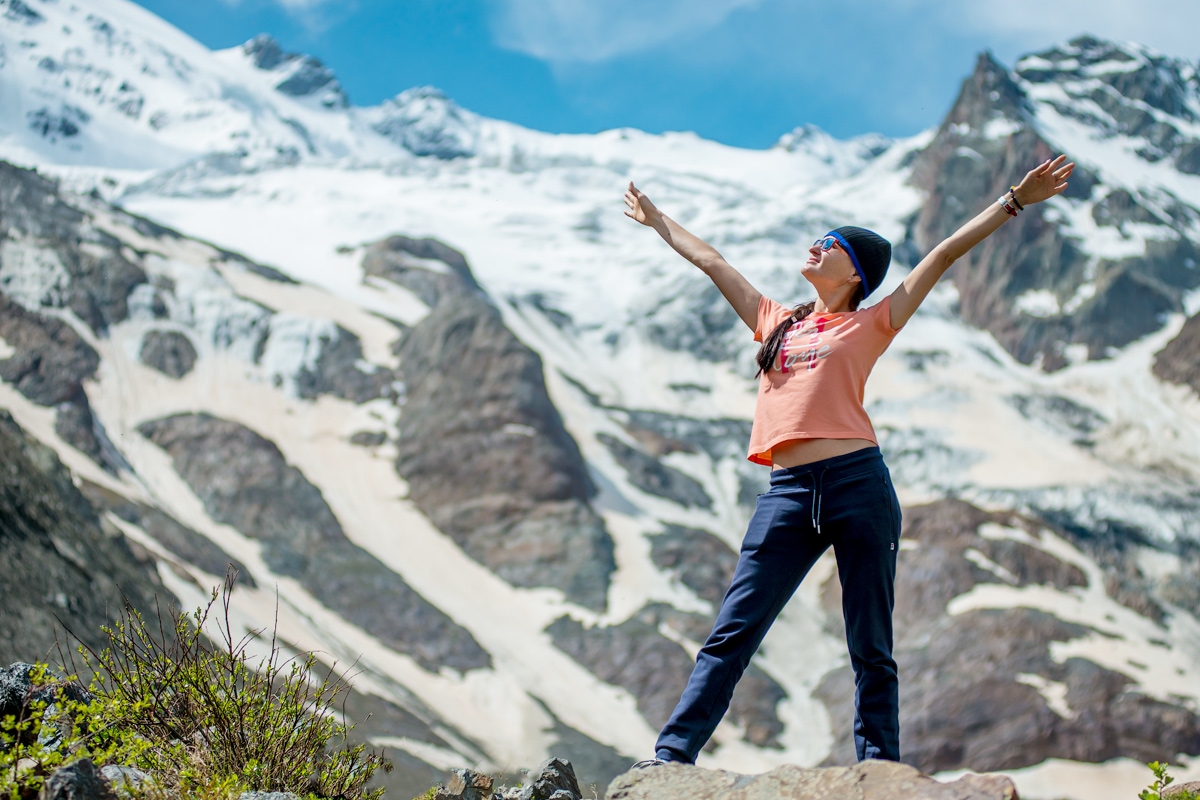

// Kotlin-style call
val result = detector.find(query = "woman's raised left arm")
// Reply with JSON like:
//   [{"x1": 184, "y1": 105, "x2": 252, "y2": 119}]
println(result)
[{"x1": 888, "y1": 155, "x2": 1074, "y2": 330}]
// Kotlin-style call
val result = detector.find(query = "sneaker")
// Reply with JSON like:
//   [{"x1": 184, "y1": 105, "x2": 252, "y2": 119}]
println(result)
[{"x1": 631, "y1": 758, "x2": 667, "y2": 769}]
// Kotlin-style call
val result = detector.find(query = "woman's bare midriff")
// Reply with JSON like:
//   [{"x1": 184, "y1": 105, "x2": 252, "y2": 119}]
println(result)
[{"x1": 770, "y1": 438, "x2": 876, "y2": 470}]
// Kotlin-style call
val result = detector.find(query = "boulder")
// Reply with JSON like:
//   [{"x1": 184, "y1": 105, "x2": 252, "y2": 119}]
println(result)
[
  {"x1": 39, "y1": 759, "x2": 116, "y2": 800},
  {"x1": 98, "y1": 765, "x2": 151, "y2": 798},
  {"x1": 1164, "y1": 781, "x2": 1200, "y2": 799},
  {"x1": 604, "y1": 761, "x2": 1017, "y2": 800},
  {"x1": 434, "y1": 769, "x2": 494, "y2": 800},
  {"x1": 519, "y1": 757, "x2": 582, "y2": 800}
]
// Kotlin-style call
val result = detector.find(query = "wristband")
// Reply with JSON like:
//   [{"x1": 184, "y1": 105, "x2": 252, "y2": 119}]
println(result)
[
  {"x1": 998, "y1": 195, "x2": 1018, "y2": 217},
  {"x1": 1008, "y1": 186, "x2": 1025, "y2": 211}
]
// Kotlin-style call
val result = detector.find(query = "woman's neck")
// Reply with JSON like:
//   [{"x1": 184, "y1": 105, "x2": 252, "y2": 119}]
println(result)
[{"x1": 813, "y1": 288, "x2": 856, "y2": 314}]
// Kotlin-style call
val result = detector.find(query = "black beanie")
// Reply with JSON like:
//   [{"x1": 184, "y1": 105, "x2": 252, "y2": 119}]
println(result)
[{"x1": 830, "y1": 225, "x2": 891, "y2": 297}]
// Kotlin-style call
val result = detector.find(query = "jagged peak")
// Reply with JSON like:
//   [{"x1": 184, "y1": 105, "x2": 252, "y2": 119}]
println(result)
[
  {"x1": 940, "y1": 50, "x2": 1030, "y2": 133},
  {"x1": 239, "y1": 34, "x2": 348, "y2": 109}
]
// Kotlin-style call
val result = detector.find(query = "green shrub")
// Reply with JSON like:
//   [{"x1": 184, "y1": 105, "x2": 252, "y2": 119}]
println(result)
[
  {"x1": 1141, "y1": 761, "x2": 1199, "y2": 800},
  {"x1": 2, "y1": 573, "x2": 390, "y2": 800}
]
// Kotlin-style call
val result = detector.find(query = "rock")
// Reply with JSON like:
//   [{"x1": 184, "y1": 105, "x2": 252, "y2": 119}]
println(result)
[
  {"x1": 39, "y1": 759, "x2": 116, "y2": 800},
  {"x1": 435, "y1": 769, "x2": 493, "y2": 800},
  {"x1": 349, "y1": 430, "x2": 387, "y2": 447},
  {"x1": 648, "y1": 525, "x2": 737, "y2": 607},
  {"x1": 520, "y1": 757, "x2": 582, "y2": 800},
  {"x1": 242, "y1": 34, "x2": 347, "y2": 110},
  {"x1": 0, "y1": 294, "x2": 99, "y2": 406},
  {"x1": 138, "y1": 412, "x2": 490, "y2": 673},
  {"x1": 0, "y1": 161, "x2": 147, "y2": 336},
  {"x1": 547, "y1": 606, "x2": 787, "y2": 748},
  {"x1": 98, "y1": 765, "x2": 151, "y2": 798},
  {"x1": 815, "y1": 500, "x2": 1200, "y2": 773},
  {"x1": 386, "y1": 237, "x2": 615, "y2": 610},
  {"x1": 1164, "y1": 781, "x2": 1200, "y2": 799},
  {"x1": 0, "y1": 413, "x2": 165, "y2": 665},
  {"x1": 604, "y1": 761, "x2": 1017, "y2": 800},
  {"x1": 79, "y1": 480, "x2": 256, "y2": 589},
  {"x1": 369, "y1": 88, "x2": 479, "y2": 160},
  {"x1": 290, "y1": 323, "x2": 396, "y2": 404},
  {"x1": 139, "y1": 329, "x2": 197, "y2": 378},
  {"x1": 1153, "y1": 311, "x2": 1200, "y2": 396},
  {"x1": 907, "y1": 45, "x2": 1200, "y2": 371},
  {"x1": 597, "y1": 434, "x2": 712, "y2": 509}
]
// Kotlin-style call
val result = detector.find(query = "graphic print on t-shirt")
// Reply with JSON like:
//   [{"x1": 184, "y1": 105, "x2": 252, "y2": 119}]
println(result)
[{"x1": 777, "y1": 316, "x2": 836, "y2": 373}]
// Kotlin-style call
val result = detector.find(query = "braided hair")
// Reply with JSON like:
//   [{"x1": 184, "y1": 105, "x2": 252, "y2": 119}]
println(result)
[{"x1": 754, "y1": 283, "x2": 864, "y2": 377}]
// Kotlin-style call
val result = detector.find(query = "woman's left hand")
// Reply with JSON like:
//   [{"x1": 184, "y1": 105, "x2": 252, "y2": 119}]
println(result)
[{"x1": 1012, "y1": 155, "x2": 1074, "y2": 206}]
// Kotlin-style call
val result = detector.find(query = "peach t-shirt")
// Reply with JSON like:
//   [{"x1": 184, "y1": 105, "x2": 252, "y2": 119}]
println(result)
[{"x1": 747, "y1": 294, "x2": 901, "y2": 466}]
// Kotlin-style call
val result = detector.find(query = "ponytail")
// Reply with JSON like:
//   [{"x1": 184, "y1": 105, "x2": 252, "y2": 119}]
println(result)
[{"x1": 754, "y1": 284, "x2": 865, "y2": 377}]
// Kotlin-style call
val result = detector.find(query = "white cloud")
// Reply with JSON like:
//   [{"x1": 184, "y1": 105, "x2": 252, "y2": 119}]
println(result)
[
  {"x1": 487, "y1": 0, "x2": 763, "y2": 63},
  {"x1": 903, "y1": 0, "x2": 1200, "y2": 62}
]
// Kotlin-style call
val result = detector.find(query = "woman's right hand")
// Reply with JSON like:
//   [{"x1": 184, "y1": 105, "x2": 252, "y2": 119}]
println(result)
[{"x1": 624, "y1": 181, "x2": 662, "y2": 227}]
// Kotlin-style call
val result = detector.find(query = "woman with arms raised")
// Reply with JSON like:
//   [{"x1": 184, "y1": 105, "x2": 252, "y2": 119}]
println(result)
[{"x1": 624, "y1": 155, "x2": 1073, "y2": 766}]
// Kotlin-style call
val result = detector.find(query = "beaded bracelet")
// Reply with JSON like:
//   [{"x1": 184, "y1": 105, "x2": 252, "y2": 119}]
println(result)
[{"x1": 1008, "y1": 186, "x2": 1025, "y2": 211}]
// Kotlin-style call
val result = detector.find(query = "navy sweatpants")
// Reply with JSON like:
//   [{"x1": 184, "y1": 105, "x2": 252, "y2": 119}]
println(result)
[{"x1": 654, "y1": 446, "x2": 901, "y2": 763}]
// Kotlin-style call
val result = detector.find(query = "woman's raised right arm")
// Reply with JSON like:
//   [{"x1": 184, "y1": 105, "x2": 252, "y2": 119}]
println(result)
[{"x1": 625, "y1": 181, "x2": 762, "y2": 331}]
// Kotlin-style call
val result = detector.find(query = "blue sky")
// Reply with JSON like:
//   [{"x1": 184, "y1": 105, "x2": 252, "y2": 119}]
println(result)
[{"x1": 135, "y1": 0, "x2": 1199, "y2": 149}]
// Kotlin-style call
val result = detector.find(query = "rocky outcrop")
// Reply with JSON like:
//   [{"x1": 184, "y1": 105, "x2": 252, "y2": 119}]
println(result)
[
  {"x1": 648, "y1": 525, "x2": 738, "y2": 607},
  {"x1": 815, "y1": 499, "x2": 1200, "y2": 773},
  {"x1": 0, "y1": 161, "x2": 146, "y2": 336},
  {"x1": 908, "y1": 42, "x2": 1200, "y2": 369},
  {"x1": 597, "y1": 434, "x2": 712, "y2": 509},
  {"x1": 137, "y1": 412, "x2": 490, "y2": 673},
  {"x1": 433, "y1": 758, "x2": 583, "y2": 800},
  {"x1": 291, "y1": 324, "x2": 397, "y2": 404},
  {"x1": 0, "y1": 411, "x2": 165, "y2": 664},
  {"x1": 547, "y1": 603, "x2": 786, "y2": 749},
  {"x1": 139, "y1": 329, "x2": 197, "y2": 379},
  {"x1": 369, "y1": 88, "x2": 479, "y2": 160},
  {"x1": 40, "y1": 759, "x2": 116, "y2": 800},
  {"x1": 79, "y1": 481, "x2": 256, "y2": 588},
  {"x1": 374, "y1": 236, "x2": 616, "y2": 610},
  {"x1": 604, "y1": 760, "x2": 1017, "y2": 800},
  {"x1": 242, "y1": 35, "x2": 348, "y2": 110},
  {"x1": 1153, "y1": 311, "x2": 1200, "y2": 395}
]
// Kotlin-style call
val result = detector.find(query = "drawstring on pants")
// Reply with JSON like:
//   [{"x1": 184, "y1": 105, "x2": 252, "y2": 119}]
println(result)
[{"x1": 804, "y1": 466, "x2": 831, "y2": 535}]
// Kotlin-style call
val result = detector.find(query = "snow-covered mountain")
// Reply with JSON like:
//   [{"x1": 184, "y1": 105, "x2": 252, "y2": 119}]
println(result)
[{"x1": 3, "y1": 1, "x2": 1200, "y2": 797}]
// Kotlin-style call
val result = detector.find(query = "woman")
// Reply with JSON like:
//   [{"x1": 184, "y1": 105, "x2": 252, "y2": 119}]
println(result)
[{"x1": 623, "y1": 155, "x2": 1074, "y2": 766}]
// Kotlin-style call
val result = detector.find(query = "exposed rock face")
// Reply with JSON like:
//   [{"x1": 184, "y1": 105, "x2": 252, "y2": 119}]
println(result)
[
  {"x1": 40, "y1": 758, "x2": 116, "y2": 800},
  {"x1": 908, "y1": 41, "x2": 1200, "y2": 370},
  {"x1": 137, "y1": 412, "x2": 490, "y2": 673},
  {"x1": 604, "y1": 760, "x2": 1017, "y2": 800},
  {"x1": 815, "y1": 499, "x2": 1200, "y2": 773},
  {"x1": 1153, "y1": 311, "x2": 1200, "y2": 395},
  {"x1": 598, "y1": 434, "x2": 712, "y2": 509},
  {"x1": 291, "y1": 323, "x2": 397, "y2": 404},
  {"x1": 547, "y1": 603, "x2": 786, "y2": 749},
  {"x1": 0, "y1": 161, "x2": 146, "y2": 336},
  {"x1": 79, "y1": 480, "x2": 256, "y2": 588},
  {"x1": 138, "y1": 329, "x2": 197, "y2": 378},
  {"x1": 242, "y1": 34, "x2": 348, "y2": 110},
  {"x1": 0, "y1": 411, "x2": 165, "y2": 665},
  {"x1": 648, "y1": 525, "x2": 738, "y2": 607},
  {"x1": 369, "y1": 87, "x2": 479, "y2": 160},
  {"x1": 372, "y1": 235, "x2": 616, "y2": 610}
]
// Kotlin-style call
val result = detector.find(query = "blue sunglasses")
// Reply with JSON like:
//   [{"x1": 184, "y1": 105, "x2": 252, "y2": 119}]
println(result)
[{"x1": 813, "y1": 236, "x2": 840, "y2": 251}]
